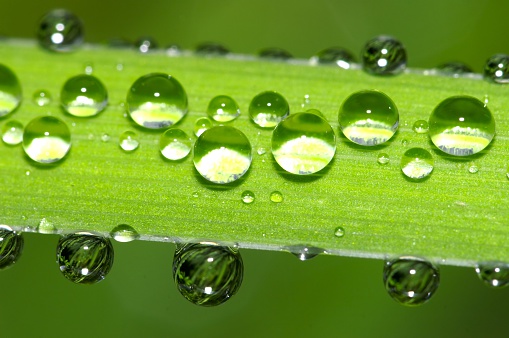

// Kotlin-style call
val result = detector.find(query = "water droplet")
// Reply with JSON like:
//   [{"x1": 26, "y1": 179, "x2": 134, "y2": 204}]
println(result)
[
  {"x1": 25, "y1": 170, "x2": 30, "y2": 176},
  {"x1": 257, "y1": 147, "x2": 266, "y2": 155},
  {"x1": 22, "y1": 116, "x2": 71, "y2": 163},
  {"x1": 192, "y1": 191, "x2": 199, "y2": 198},
  {"x1": 401, "y1": 148, "x2": 434, "y2": 180},
  {"x1": 196, "y1": 42, "x2": 229, "y2": 56},
  {"x1": 476, "y1": 262, "x2": 509, "y2": 288},
  {"x1": 259, "y1": 47, "x2": 293, "y2": 60},
  {"x1": 37, "y1": 218, "x2": 57, "y2": 234},
  {"x1": 338, "y1": 90, "x2": 399, "y2": 146},
  {"x1": 194, "y1": 117, "x2": 213, "y2": 137},
  {"x1": 0, "y1": 225, "x2": 24, "y2": 269},
  {"x1": 32, "y1": 89, "x2": 52, "y2": 106},
  {"x1": 37, "y1": 9, "x2": 83, "y2": 52},
  {"x1": 119, "y1": 131, "x2": 139, "y2": 152},
  {"x1": 334, "y1": 226, "x2": 345, "y2": 238},
  {"x1": 193, "y1": 126, "x2": 252, "y2": 184},
  {"x1": 2, "y1": 120, "x2": 23, "y2": 145},
  {"x1": 436, "y1": 62, "x2": 473, "y2": 76},
  {"x1": 271, "y1": 112, "x2": 336, "y2": 175},
  {"x1": 377, "y1": 152, "x2": 390, "y2": 165},
  {"x1": 310, "y1": 47, "x2": 355, "y2": 69},
  {"x1": 361, "y1": 36, "x2": 407, "y2": 75},
  {"x1": 160, "y1": 128, "x2": 192, "y2": 160},
  {"x1": 101, "y1": 133, "x2": 110, "y2": 142},
  {"x1": 468, "y1": 163, "x2": 479, "y2": 174},
  {"x1": 241, "y1": 190, "x2": 255, "y2": 204},
  {"x1": 412, "y1": 120, "x2": 429, "y2": 134},
  {"x1": 115, "y1": 62, "x2": 124, "y2": 71},
  {"x1": 249, "y1": 91, "x2": 289, "y2": 128},
  {"x1": 173, "y1": 243, "x2": 243, "y2": 306},
  {"x1": 286, "y1": 245, "x2": 324, "y2": 261},
  {"x1": 383, "y1": 256, "x2": 440, "y2": 306},
  {"x1": 56, "y1": 232, "x2": 114, "y2": 284},
  {"x1": 165, "y1": 44, "x2": 181, "y2": 56},
  {"x1": 484, "y1": 54, "x2": 509, "y2": 83},
  {"x1": 110, "y1": 224, "x2": 139, "y2": 243},
  {"x1": 126, "y1": 73, "x2": 188, "y2": 129},
  {"x1": 429, "y1": 96, "x2": 495, "y2": 156},
  {"x1": 83, "y1": 62, "x2": 93, "y2": 75},
  {"x1": 135, "y1": 36, "x2": 158, "y2": 53},
  {"x1": 207, "y1": 95, "x2": 240, "y2": 122},
  {"x1": 61, "y1": 74, "x2": 108, "y2": 117},
  {"x1": 270, "y1": 191, "x2": 283, "y2": 203},
  {"x1": 0, "y1": 64, "x2": 22, "y2": 117}
]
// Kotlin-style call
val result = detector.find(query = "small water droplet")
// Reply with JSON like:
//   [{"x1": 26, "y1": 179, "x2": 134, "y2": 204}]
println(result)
[
  {"x1": 484, "y1": 54, "x2": 509, "y2": 83},
  {"x1": 194, "y1": 117, "x2": 213, "y2": 137},
  {"x1": 272, "y1": 112, "x2": 336, "y2": 175},
  {"x1": 476, "y1": 262, "x2": 509, "y2": 288},
  {"x1": 334, "y1": 226, "x2": 345, "y2": 238},
  {"x1": 126, "y1": 73, "x2": 188, "y2": 129},
  {"x1": 0, "y1": 225, "x2": 24, "y2": 269},
  {"x1": 25, "y1": 170, "x2": 31, "y2": 176},
  {"x1": 32, "y1": 89, "x2": 52, "y2": 106},
  {"x1": 377, "y1": 152, "x2": 390, "y2": 165},
  {"x1": 412, "y1": 120, "x2": 429, "y2": 134},
  {"x1": 196, "y1": 42, "x2": 230, "y2": 56},
  {"x1": 0, "y1": 64, "x2": 22, "y2": 116},
  {"x1": 37, "y1": 218, "x2": 57, "y2": 234},
  {"x1": 135, "y1": 36, "x2": 158, "y2": 53},
  {"x1": 310, "y1": 47, "x2": 356, "y2": 69},
  {"x1": 116, "y1": 63, "x2": 124, "y2": 71},
  {"x1": 401, "y1": 139, "x2": 409, "y2": 147},
  {"x1": 119, "y1": 131, "x2": 139, "y2": 152},
  {"x1": 241, "y1": 190, "x2": 255, "y2": 204},
  {"x1": 286, "y1": 245, "x2": 324, "y2": 261},
  {"x1": 37, "y1": 9, "x2": 83, "y2": 52},
  {"x1": 468, "y1": 163, "x2": 479, "y2": 174},
  {"x1": 193, "y1": 126, "x2": 252, "y2": 184},
  {"x1": 270, "y1": 191, "x2": 283, "y2": 203},
  {"x1": 257, "y1": 147, "x2": 266, "y2": 155},
  {"x1": 56, "y1": 232, "x2": 114, "y2": 284},
  {"x1": 207, "y1": 95, "x2": 240, "y2": 122},
  {"x1": 429, "y1": 96, "x2": 495, "y2": 156},
  {"x1": 192, "y1": 191, "x2": 199, "y2": 198},
  {"x1": 2, "y1": 120, "x2": 23, "y2": 145},
  {"x1": 259, "y1": 47, "x2": 293, "y2": 60},
  {"x1": 110, "y1": 224, "x2": 139, "y2": 242},
  {"x1": 61, "y1": 74, "x2": 108, "y2": 117},
  {"x1": 436, "y1": 62, "x2": 473, "y2": 77},
  {"x1": 249, "y1": 91, "x2": 289, "y2": 128},
  {"x1": 383, "y1": 256, "x2": 440, "y2": 306},
  {"x1": 401, "y1": 148, "x2": 434, "y2": 180},
  {"x1": 83, "y1": 62, "x2": 93, "y2": 75},
  {"x1": 339, "y1": 90, "x2": 399, "y2": 146},
  {"x1": 101, "y1": 133, "x2": 110, "y2": 142},
  {"x1": 173, "y1": 243, "x2": 243, "y2": 306},
  {"x1": 165, "y1": 44, "x2": 181, "y2": 56},
  {"x1": 160, "y1": 128, "x2": 192, "y2": 160},
  {"x1": 361, "y1": 35, "x2": 407, "y2": 75},
  {"x1": 22, "y1": 116, "x2": 71, "y2": 163}
]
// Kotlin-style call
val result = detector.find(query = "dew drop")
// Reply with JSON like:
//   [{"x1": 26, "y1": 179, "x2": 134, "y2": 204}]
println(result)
[
  {"x1": 484, "y1": 54, "x2": 509, "y2": 83},
  {"x1": 110, "y1": 224, "x2": 140, "y2": 243},
  {"x1": 165, "y1": 44, "x2": 181, "y2": 56},
  {"x1": 119, "y1": 131, "x2": 139, "y2": 152},
  {"x1": 173, "y1": 243, "x2": 243, "y2": 306},
  {"x1": 400, "y1": 148, "x2": 434, "y2": 180},
  {"x1": 2, "y1": 120, "x2": 23, "y2": 145},
  {"x1": 338, "y1": 90, "x2": 399, "y2": 146},
  {"x1": 196, "y1": 42, "x2": 229, "y2": 56},
  {"x1": 159, "y1": 128, "x2": 192, "y2": 160},
  {"x1": 249, "y1": 91, "x2": 289, "y2": 128},
  {"x1": 0, "y1": 225, "x2": 24, "y2": 269},
  {"x1": 193, "y1": 126, "x2": 252, "y2": 184},
  {"x1": 135, "y1": 36, "x2": 158, "y2": 53},
  {"x1": 257, "y1": 147, "x2": 266, "y2": 155},
  {"x1": 286, "y1": 245, "x2": 324, "y2": 261},
  {"x1": 25, "y1": 170, "x2": 30, "y2": 176},
  {"x1": 412, "y1": 120, "x2": 429, "y2": 134},
  {"x1": 259, "y1": 47, "x2": 293, "y2": 60},
  {"x1": 192, "y1": 191, "x2": 199, "y2": 198},
  {"x1": 436, "y1": 62, "x2": 473, "y2": 76},
  {"x1": 429, "y1": 96, "x2": 495, "y2": 156},
  {"x1": 271, "y1": 112, "x2": 336, "y2": 175},
  {"x1": 241, "y1": 190, "x2": 255, "y2": 204},
  {"x1": 383, "y1": 256, "x2": 440, "y2": 306},
  {"x1": 475, "y1": 262, "x2": 509, "y2": 288},
  {"x1": 194, "y1": 117, "x2": 213, "y2": 137},
  {"x1": 37, "y1": 218, "x2": 57, "y2": 234},
  {"x1": 56, "y1": 232, "x2": 114, "y2": 284},
  {"x1": 468, "y1": 163, "x2": 479, "y2": 174},
  {"x1": 207, "y1": 95, "x2": 240, "y2": 122},
  {"x1": 361, "y1": 36, "x2": 407, "y2": 75},
  {"x1": 270, "y1": 191, "x2": 283, "y2": 203},
  {"x1": 0, "y1": 64, "x2": 22, "y2": 117},
  {"x1": 61, "y1": 74, "x2": 108, "y2": 117},
  {"x1": 22, "y1": 116, "x2": 71, "y2": 163},
  {"x1": 377, "y1": 152, "x2": 390, "y2": 165},
  {"x1": 310, "y1": 47, "x2": 356, "y2": 69},
  {"x1": 126, "y1": 73, "x2": 188, "y2": 129},
  {"x1": 101, "y1": 133, "x2": 110, "y2": 142},
  {"x1": 83, "y1": 62, "x2": 93, "y2": 75},
  {"x1": 334, "y1": 226, "x2": 345, "y2": 238},
  {"x1": 37, "y1": 9, "x2": 83, "y2": 52},
  {"x1": 33, "y1": 89, "x2": 52, "y2": 107}
]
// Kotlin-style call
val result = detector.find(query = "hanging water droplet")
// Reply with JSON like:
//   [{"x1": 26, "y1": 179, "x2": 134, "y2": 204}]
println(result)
[
  {"x1": 207, "y1": 95, "x2": 240, "y2": 122},
  {"x1": 126, "y1": 73, "x2": 188, "y2": 129},
  {"x1": 383, "y1": 256, "x2": 440, "y2": 306},
  {"x1": 2, "y1": 120, "x2": 23, "y2": 145},
  {"x1": 22, "y1": 116, "x2": 71, "y2": 163},
  {"x1": 249, "y1": 91, "x2": 289, "y2": 128},
  {"x1": 401, "y1": 148, "x2": 434, "y2": 180},
  {"x1": 0, "y1": 225, "x2": 24, "y2": 269},
  {"x1": 377, "y1": 153, "x2": 390, "y2": 165},
  {"x1": 135, "y1": 36, "x2": 158, "y2": 53},
  {"x1": 119, "y1": 131, "x2": 139, "y2": 152},
  {"x1": 194, "y1": 117, "x2": 213, "y2": 137},
  {"x1": 271, "y1": 112, "x2": 336, "y2": 175},
  {"x1": 286, "y1": 245, "x2": 324, "y2": 261},
  {"x1": 159, "y1": 128, "x2": 192, "y2": 160},
  {"x1": 196, "y1": 42, "x2": 229, "y2": 56},
  {"x1": 101, "y1": 133, "x2": 110, "y2": 142},
  {"x1": 241, "y1": 190, "x2": 255, "y2": 204},
  {"x1": 436, "y1": 62, "x2": 473, "y2": 77},
  {"x1": 338, "y1": 90, "x2": 399, "y2": 146},
  {"x1": 56, "y1": 232, "x2": 114, "y2": 284},
  {"x1": 475, "y1": 262, "x2": 509, "y2": 288},
  {"x1": 173, "y1": 243, "x2": 243, "y2": 306},
  {"x1": 61, "y1": 74, "x2": 108, "y2": 117},
  {"x1": 361, "y1": 36, "x2": 407, "y2": 75},
  {"x1": 334, "y1": 226, "x2": 345, "y2": 238},
  {"x1": 270, "y1": 191, "x2": 283, "y2": 203},
  {"x1": 310, "y1": 47, "x2": 355, "y2": 69},
  {"x1": 193, "y1": 126, "x2": 252, "y2": 184},
  {"x1": 259, "y1": 47, "x2": 293, "y2": 60},
  {"x1": 468, "y1": 163, "x2": 479, "y2": 174},
  {"x1": 33, "y1": 89, "x2": 52, "y2": 106},
  {"x1": 412, "y1": 120, "x2": 429, "y2": 134},
  {"x1": 37, "y1": 218, "x2": 57, "y2": 234},
  {"x1": 110, "y1": 224, "x2": 139, "y2": 243},
  {"x1": 0, "y1": 64, "x2": 22, "y2": 117},
  {"x1": 484, "y1": 54, "x2": 509, "y2": 83},
  {"x1": 37, "y1": 9, "x2": 84, "y2": 52},
  {"x1": 429, "y1": 96, "x2": 495, "y2": 156}
]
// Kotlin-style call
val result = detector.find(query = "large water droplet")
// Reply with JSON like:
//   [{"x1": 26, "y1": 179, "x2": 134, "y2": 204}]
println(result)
[
  {"x1": 207, "y1": 95, "x2": 240, "y2": 122},
  {"x1": 249, "y1": 91, "x2": 289, "y2": 128},
  {"x1": 110, "y1": 224, "x2": 139, "y2": 243},
  {"x1": 0, "y1": 64, "x2": 22, "y2": 117},
  {"x1": 259, "y1": 47, "x2": 293, "y2": 60},
  {"x1": 173, "y1": 243, "x2": 243, "y2": 306},
  {"x1": 61, "y1": 74, "x2": 108, "y2": 117},
  {"x1": 361, "y1": 36, "x2": 406, "y2": 75},
  {"x1": 270, "y1": 191, "x2": 283, "y2": 203},
  {"x1": 401, "y1": 148, "x2": 434, "y2": 180},
  {"x1": 339, "y1": 90, "x2": 399, "y2": 146},
  {"x1": 194, "y1": 117, "x2": 213, "y2": 137},
  {"x1": 286, "y1": 245, "x2": 324, "y2": 261},
  {"x1": 0, "y1": 225, "x2": 24, "y2": 269},
  {"x1": 476, "y1": 262, "x2": 509, "y2": 288},
  {"x1": 119, "y1": 131, "x2": 139, "y2": 152},
  {"x1": 159, "y1": 128, "x2": 192, "y2": 160},
  {"x1": 241, "y1": 190, "x2": 255, "y2": 204},
  {"x1": 412, "y1": 120, "x2": 429, "y2": 134},
  {"x1": 2, "y1": 120, "x2": 23, "y2": 145},
  {"x1": 429, "y1": 96, "x2": 495, "y2": 156},
  {"x1": 22, "y1": 116, "x2": 71, "y2": 163},
  {"x1": 37, "y1": 9, "x2": 83, "y2": 52},
  {"x1": 33, "y1": 89, "x2": 52, "y2": 106},
  {"x1": 383, "y1": 256, "x2": 440, "y2": 306},
  {"x1": 310, "y1": 47, "x2": 355, "y2": 69},
  {"x1": 484, "y1": 54, "x2": 509, "y2": 83},
  {"x1": 126, "y1": 73, "x2": 188, "y2": 129},
  {"x1": 271, "y1": 112, "x2": 336, "y2": 175},
  {"x1": 56, "y1": 232, "x2": 114, "y2": 284},
  {"x1": 193, "y1": 126, "x2": 252, "y2": 184},
  {"x1": 135, "y1": 36, "x2": 158, "y2": 53}
]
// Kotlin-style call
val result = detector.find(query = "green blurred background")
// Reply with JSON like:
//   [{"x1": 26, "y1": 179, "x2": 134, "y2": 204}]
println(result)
[{"x1": 1, "y1": 1, "x2": 509, "y2": 337}]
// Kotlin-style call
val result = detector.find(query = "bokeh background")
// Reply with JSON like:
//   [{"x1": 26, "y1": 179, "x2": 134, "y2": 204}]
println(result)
[{"x1": 1, "y1": 1, "x2": 509, "y2": 337}]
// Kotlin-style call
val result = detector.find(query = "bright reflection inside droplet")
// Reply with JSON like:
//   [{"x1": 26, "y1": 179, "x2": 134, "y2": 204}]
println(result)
[
  {"x1": 81, "y1": 268, "x2": 89, "y2": 275},
  {"x1": 378, "y1": 59, "x2": 388, "y2": 67},
  {"x1": 56, "y1": 23, "x2": 65, "y2": 31},
  {"x1": 204, "y1": 286, "x2": 213, "y2": 295},
  {"x1": 381, "y1": 48, "x2": 388, "y2": 55},
  {"x1": 207, "y1": 257, "x2": 214, "y2": 262},
  {"x1": 495, "y1": 70, "x2": 503, "y2": 77},
  {"x1": 51, "y1": 33, "x2": 64, "y2": 44},
  {"x1": 336, "y1": 60, "x2": 350, "y2": 69}
]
